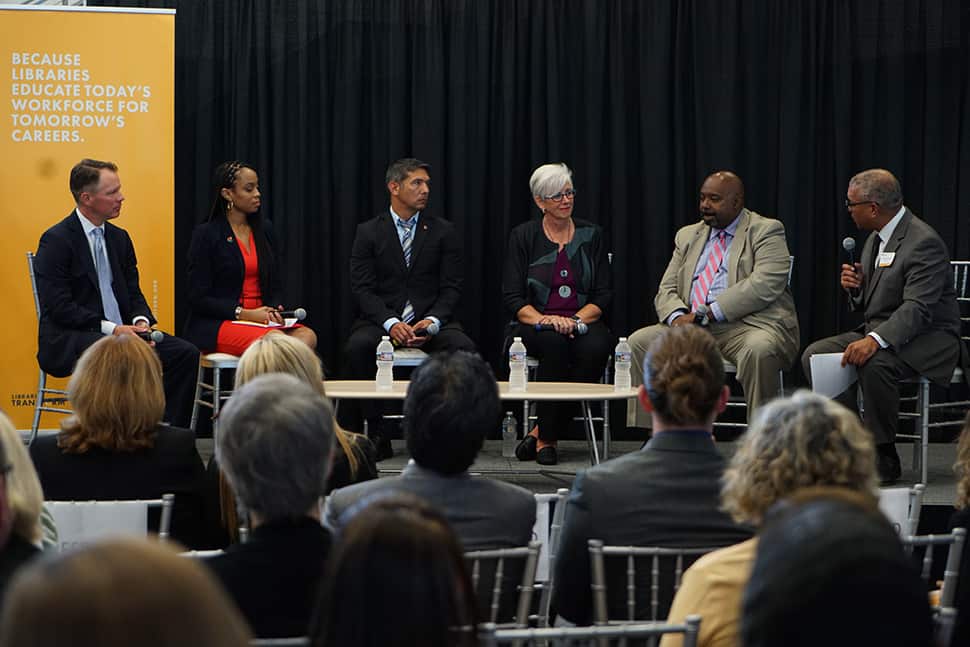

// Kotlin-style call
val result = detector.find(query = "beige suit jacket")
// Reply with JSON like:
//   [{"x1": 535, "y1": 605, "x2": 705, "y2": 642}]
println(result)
[{"x1": 654, "y1": 208, "x2": 800, "y2": 359}]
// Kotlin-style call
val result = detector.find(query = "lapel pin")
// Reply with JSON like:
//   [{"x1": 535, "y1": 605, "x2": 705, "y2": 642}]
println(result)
[{"x1": 227, "y1": 236, "x2": 233, "y2": 243}]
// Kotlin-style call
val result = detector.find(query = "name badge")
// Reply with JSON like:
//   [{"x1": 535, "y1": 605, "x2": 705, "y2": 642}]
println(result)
[{"x1": 877, "y1": 252, "x2": 896, "y2": 268}]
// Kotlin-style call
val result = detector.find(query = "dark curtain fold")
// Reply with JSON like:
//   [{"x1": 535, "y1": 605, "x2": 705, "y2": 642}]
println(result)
[{"x1": 92, "y1": 0, "x2": 970, "y2": 381}]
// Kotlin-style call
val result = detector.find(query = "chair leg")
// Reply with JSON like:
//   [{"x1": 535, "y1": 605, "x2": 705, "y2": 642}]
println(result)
[
  {"x1": 212, "y1": 367, "x2": 222, "y2": 436},
  {"x1": 189, "y1": 360, "x2": 205, "y2": 434},
  {"x1": 920, "y1": 380, "x2": 929, "y2": 485},
  {"x1": 29, "y1": 370, "x2": 45, "y2": 446}
]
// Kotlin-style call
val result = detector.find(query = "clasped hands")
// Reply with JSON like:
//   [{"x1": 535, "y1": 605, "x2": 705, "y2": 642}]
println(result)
[
  {"x1": 236, "y1": 305, "x2": 285, "y2": 325},
  {"x1": 390, "y1": 319, "x2": 435, "y2": 347},
  {"x1": 538, "y1": 314, "x2": 579, "y2": 337}
]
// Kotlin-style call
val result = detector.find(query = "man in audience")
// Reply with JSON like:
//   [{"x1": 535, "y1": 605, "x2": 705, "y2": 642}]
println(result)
[
  {"x1": 554, "y1": 326, "x2": 753, "y2": 625},
  {"x1": 802, "y1": 168, "x2": 962, "y2": 483},
  {"x1": 627, "y1": 171, "x2": 799, "y2": 429},
  {"x1": 207, "y1": 373, "x2": 334, "y2": 638},
  {"x1": 34, "y1": 158, "x2": 199, "y2": 427},
  {"x1": 325, "y1": 351, "x2": 535, "y2": 550},
  {"x1": 339, "y1": 158, "x2": 475, "y2": 457},
  {"x1": 0, "y1": 433, "x2": 39, "y2": 606}
]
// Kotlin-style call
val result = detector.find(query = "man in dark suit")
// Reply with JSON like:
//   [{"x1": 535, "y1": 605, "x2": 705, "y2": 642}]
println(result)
[
  {"x1": 33, "y1": 159, "x2": 198, "y2": 427},
  {"x1": 341, "y1": 158, "x2": 475, "y2": 451},
  {"x1": 553, "y1": 325, "x2": 753, "y2": 625},
  {"x1": 325, "y1": 351, "x2": 536, "y2": 551},
  {"x1": 802, "y1": 168, "x2": 962, "y2": 484}
]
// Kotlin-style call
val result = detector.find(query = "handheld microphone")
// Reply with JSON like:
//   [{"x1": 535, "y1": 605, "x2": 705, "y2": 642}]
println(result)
[
  {"x1": 275, "y1": 307, "x2": 307, "y2": 321},
  {"x1": 414, "y1": 322, "x2": 440, "y2": 337},
  {"x1": 136, "y1": 329, "x2": 164, "y2": 343},
  {"x1": 693, "y1": 304, "x2": 711, "y2": 327},
  {"x1": 535, "y1": 321, "x2": 589, "y2": 335},
  {"x1": 842, "y1": 237, "x2": 861, "y2": 296}
]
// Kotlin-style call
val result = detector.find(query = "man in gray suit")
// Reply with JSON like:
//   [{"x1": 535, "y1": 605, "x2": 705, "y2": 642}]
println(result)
[
  {"x1": 628, "y1": 171, "x2": 800, "y2": 428},
  {"x1": 802, "y1": 169, "x2": 961, "y2": 483},
  {"x1": 324, "y1": 351, "x2": 536, "y2": 550}
]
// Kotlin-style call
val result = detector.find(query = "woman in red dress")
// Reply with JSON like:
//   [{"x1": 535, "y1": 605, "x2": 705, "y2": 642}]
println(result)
[{"x1": 184, "y1": 161, "x2": 316, "y2": 354}]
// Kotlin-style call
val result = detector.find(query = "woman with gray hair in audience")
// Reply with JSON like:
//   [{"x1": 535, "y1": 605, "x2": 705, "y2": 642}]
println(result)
[
  {"x1": 206, "y1": 373, "x2": 335, "y2": 639},
  {"x1": 661, "y1": 390, "x2": 879, "y2": 647}
]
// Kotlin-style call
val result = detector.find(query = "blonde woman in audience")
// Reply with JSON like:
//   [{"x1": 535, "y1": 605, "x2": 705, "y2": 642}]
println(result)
[
  {"x1": 0, "y1": 412, "x2": 53, "y2": 550},
  {"x1": 0, "y1": 538, "x2": 251, "y2": 647},
  {"x1": 0, "y1": 413, "x2": 41, "y2": 605},
  {"x1": 209, "y1": 333, "x2": 376, "y2": 543},
  {"x1": 29, "y1": 335, "x2": 212, "y2": 548},
  {"x1": 661, "y1": 390, "x2": 878, "y2": 647},
  {"x1": 947, "y1": 413, "x2": 970, "y2": 646}
]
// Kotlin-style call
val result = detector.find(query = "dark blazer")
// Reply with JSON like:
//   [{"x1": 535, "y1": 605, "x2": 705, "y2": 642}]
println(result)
[
  {"x1": 324, "y1": 461, "x2": 536, "y2": 551},
  {"x1": 183, "y1": 217, "x2": 284, "y2": 351},
  {"x1": 349, "y1": 211, "x2": 463, "y2": 327},
  {"x1": 852, "y1": 209, "x2": 961, "y2": 384},
  {"x1": 35, "y1": 212, "x2": 155, "y2": 377},
  {"x1": 948, "y1": 507, "x2": 970, "y2": 647},
  {"x1": 207, "y1": 517, "x2": 331, "y2": 639},
  {"x1": 553, "y1": 431, "x2": 753, "y2": 625},
  {"x1": 30, "y1": 425, "x2": 212, "y2": 549}
]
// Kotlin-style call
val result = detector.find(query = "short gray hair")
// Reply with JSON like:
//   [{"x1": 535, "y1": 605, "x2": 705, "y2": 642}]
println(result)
[
  {"x1": 529, "y1": 163, "x2": 573, "y2": 199},
  {"x1": 216, "y1": 373, "x2": 335, "y2": 521},
  {"x1": 849, "y1": 169, "x2": 903, "y2": 210}
]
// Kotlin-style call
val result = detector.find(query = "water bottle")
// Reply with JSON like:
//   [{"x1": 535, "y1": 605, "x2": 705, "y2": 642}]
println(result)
[
  {"x1": 614, "y1": 337, "x2": 632, "y2": 391},
  {"x1": 508, "y1": 336, "x2": 527, "y2": 392},
  {"x1": 375, "y1": 335, "x2": 394, "y2": 390},
  {"x1": 502, "y1": 411, "x2": 518, "y2": 457}
]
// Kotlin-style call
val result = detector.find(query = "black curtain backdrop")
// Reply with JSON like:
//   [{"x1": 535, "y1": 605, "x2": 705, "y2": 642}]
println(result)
[{"x1": 92, "y1": 0, "x2": 970, "y2": 381}]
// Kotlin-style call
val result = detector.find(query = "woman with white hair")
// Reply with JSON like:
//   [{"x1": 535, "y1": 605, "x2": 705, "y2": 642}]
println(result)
[{"x1": 502, "y1": 162, "x2": 613, "y2": 465}]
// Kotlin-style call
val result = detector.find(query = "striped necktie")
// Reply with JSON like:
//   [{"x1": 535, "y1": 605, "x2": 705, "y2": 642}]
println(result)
[
  {"x1": 691, "y1": 230, "x2": 728, "y2": 312},
  {"x1": 399, "y1": 219, "x2": 416, "y2": 323}
]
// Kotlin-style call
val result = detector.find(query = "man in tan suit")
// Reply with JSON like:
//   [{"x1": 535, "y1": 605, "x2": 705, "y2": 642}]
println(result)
[{"x1": 628, "y1": 171, "x2": 799, "y2": 428}]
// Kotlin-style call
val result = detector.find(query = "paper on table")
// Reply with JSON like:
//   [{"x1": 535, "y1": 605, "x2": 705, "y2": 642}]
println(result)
[
  {"x1": 809, "y1": 352, "x2": 857, "y2": 398},
  {"x1": 229, "y1": 318, "x2": 298, "y2": 328}
]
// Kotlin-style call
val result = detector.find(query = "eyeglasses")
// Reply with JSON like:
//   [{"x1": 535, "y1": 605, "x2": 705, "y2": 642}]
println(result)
[
  {"x1": 845, "y1": 199, "x2": 877, "y2": 209},
  {"x1": 543, "y1": 189, "x2": 577, "y2": 202}
]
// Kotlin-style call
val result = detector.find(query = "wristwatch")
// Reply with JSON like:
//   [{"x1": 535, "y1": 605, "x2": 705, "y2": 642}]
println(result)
[
  {"x1": 234, "y1": 306, "x2": 242, "y2": 320},
  {"x1": 571, "y1": 314, "x2": 583, "y2": 324}
]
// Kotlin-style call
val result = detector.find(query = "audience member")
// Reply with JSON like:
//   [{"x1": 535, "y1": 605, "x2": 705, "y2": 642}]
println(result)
[
  {"x1": 29, "y1": 335, "x2": 210, "y2": 548},
  {"x1": 312, "y1": 494, "x2": 479, "y2": 647},
  {"x1": 207, "y1": 374, "x2": 335, "y2": 638},
  {"x1": 0, "y1": 413, "x2": 40, "y2": 606},
  {"x1": 0, "y1": 538, "x2": 251, "y2": 647},
  {"x1": 325, "y1": 351, "x2": 535, "y2": 550},
  {"x1": 184, "y1": 160, "x2": 317, "y2": 355},
  {"x1": 741, "y1": 486, "x2": 933, "y2": 647},
  {"x1": 802, "y1": 169, "x2": 961, "y2": 483},
  {"x1": 0, "y1": 412, "x2": 50, "y2": 551},
  {"x1": 627, "y1": 170, "x2": 798, "y2": 429},
  {"x1": 661, "y1": 391, "x2": 878, "y2": 647},
  {"x1": 339, "y1": 158, "x2": 475, "y2": 457},
  {"x1": 948, "y1": 413, "x2": 970, "y2": 646},
  {"x1": 33, "y1": 158, "x2": 198, "y2": 427},
  {"x1": 502, "y1": 162, "x2": 614, "y2": 466},
  {"x1": 554, "y1": 326, "x2": 752, "y2": 624},
  {"x1": 208, "y1": 333, "x2": 376, "y2": 544}
]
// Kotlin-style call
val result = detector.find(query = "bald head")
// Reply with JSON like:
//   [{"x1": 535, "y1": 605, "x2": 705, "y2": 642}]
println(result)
[{"x1": 700, "y1": 170, "x2": 745, "y2": 229}]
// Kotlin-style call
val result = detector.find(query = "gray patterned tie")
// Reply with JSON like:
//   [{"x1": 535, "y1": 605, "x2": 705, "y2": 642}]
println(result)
[
  {"x1": 400, "y1": 219, "x2": 415, "y2": 323},
  {"x1": 92, "y1": 228, "x2": 123, "y2": 324}
]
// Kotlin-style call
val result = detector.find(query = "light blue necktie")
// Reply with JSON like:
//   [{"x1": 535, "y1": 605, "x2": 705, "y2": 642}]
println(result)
[
  {"x1": 92, "y1": 228, "x2": 123, "y2": 325},
  {"x1": 399, "y1": 219, "x2": 415, "y2": 323}
]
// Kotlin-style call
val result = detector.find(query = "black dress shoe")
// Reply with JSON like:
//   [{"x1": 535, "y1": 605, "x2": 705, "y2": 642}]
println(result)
[
  {"x1": 515, "y1": 435, "x2": 537, "y2": 461},
  {"x1": 536, "y1": 446, "x2": 558, "y2": 466},
  {"x1": 877, "y1": 444, "x2": 902, "y2": 485}
]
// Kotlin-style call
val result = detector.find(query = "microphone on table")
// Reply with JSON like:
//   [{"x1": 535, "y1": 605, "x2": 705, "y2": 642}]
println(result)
[
  {"x1": 275, "y1": 307, "x2": 307, "y2": 321},
  {"x1": 693, "y1": 304, "x2": 711, "y2": 327},
  {"x1": 413, "y1": 321, "x2": 440, "y2": 337},
  {"x1": 842, "y1": 237, "x2": 861, "y2": 297},
  {"x1": 136, "y1": 329, "x2": 164, "y2": 343},
  {"x1": 535, "y1": 321, "x2": 589, "y2": 335}
]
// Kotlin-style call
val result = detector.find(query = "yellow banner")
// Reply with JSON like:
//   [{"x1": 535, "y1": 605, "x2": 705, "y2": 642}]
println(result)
[{"x1": 0, "y1": 6, "x2": 175, "y2": 430}]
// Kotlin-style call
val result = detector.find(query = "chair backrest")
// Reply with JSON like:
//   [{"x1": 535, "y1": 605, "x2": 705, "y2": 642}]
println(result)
[
  {"x1": 536, "y1": 488, "x2": 569, "y2": 627},
  {"x1": 250, "y1": 639, "x2": 310, "y2": 647},
  {"x1": 46, "y1": 494, "x2": 174, "y2": 550},
  {"x1": 589, "y1": 539, "x2": 719, "y2": 623},
  {"x1": 878, "y1": 484, "x2": 925, "y2": 537},
  {"x1": 951, "y1": 261, "x2": 970, "y2": 343},
  {"x1": 26, "y1": 252, "x2": 42, "y2": 321},
  {"x1": 901, "y1": 527, "x2": 966, "y2": 608},
  {"x1": 479, "y1": 615, "x2": 701, "y2": 647},
  {"x1": 934, "y1": 606, "x2": 957, "y2": 647},
  {"x1": 787, "y1": 255, "x2": 795, "y2": 286},
  {"x1": 465, "y1": 541, "x2": 541, "y2": 628}
]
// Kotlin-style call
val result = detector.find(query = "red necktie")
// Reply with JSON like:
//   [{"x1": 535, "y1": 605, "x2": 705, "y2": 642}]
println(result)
[{"x1": 691, "y1": 230, "x2": 727, "y2": 311}]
